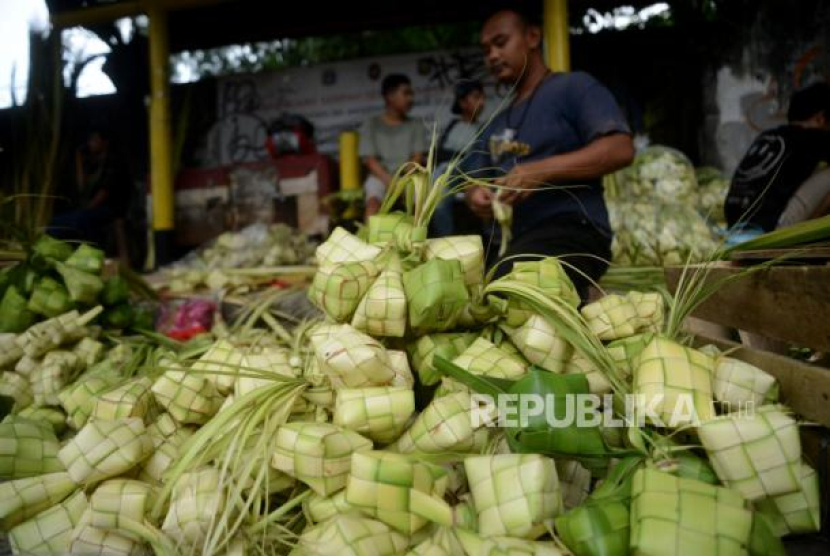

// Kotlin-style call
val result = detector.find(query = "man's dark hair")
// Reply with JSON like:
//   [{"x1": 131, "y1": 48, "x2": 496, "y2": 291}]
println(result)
[
  {"x1": 787, "y1": 82, "x2": 830, "y2": 122},
  {"x1": 381, "y1": 74, "x2": 411, "y2": 97},
  {"x1": 484, "y1": 1, "x2": 542, "y2": 29}
]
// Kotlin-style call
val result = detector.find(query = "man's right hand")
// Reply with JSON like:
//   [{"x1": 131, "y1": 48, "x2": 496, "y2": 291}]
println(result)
[{"x1": 466, "y1": 186, "x2": 495, "y2": 219}]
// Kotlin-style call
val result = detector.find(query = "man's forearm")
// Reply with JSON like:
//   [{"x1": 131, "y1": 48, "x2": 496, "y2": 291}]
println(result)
[
  {"x1": 365, "y1": 156, "x2": 393, "y2": 185},
  {"x1": 524, "y1": 133, "x2": 634, "y2": 184}
]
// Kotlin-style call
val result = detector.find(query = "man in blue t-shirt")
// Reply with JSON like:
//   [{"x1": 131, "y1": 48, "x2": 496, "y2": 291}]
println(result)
[{"x1": 463, "y1": 8, "x2": 634, "y2": 296}]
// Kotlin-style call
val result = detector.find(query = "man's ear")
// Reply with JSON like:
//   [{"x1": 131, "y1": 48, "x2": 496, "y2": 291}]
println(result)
[{"x1": 526, "y1": 24, "x2": 542, "y2": 50}]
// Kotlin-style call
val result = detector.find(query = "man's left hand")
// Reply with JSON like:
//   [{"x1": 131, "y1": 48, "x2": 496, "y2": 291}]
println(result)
[{"x1": 494, "y1": 163, "x2": 542, "y2": 205}]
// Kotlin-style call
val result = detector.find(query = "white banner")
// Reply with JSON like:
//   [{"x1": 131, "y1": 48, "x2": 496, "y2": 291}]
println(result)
[{"x1": 206, "y1": 48, "x2": 503, "y2": 166}]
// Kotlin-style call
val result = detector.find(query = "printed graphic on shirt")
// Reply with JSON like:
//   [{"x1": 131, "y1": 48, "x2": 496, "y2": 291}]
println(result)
[
  {"x1": 734, "y1": 134, "x2": 787, "y2": 183},
  {"x1": 488, "y1": 128, "x2": 531, "y2": 165}
]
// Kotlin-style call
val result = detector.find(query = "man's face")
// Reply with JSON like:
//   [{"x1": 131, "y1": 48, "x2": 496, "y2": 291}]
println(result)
[
  {"x1": 459, "y1": 89, "x2": 485, "y2": 118},
  {"x1": 88, "y1": 132, "x2": 107, "y2": 155},
  {"x1": 386, "y1": 84, "x2": 415, "y2": 115},
  {"x1": 481, "y1": 11, "x2": 540, "y2": 84}
]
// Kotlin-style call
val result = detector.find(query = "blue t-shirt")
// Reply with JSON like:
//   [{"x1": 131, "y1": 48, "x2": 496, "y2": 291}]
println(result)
[{"x1": 462, "y1": 71, "x2": 630, "y2": 237}]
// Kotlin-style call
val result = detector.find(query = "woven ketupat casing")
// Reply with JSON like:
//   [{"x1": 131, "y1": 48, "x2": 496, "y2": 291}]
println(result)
[
  {"x1": 345, "y1": 451, "x2": 449, "y2": 534},
  {"x1": 555, "y1": 499, "x2": 630, "y2": 556},
  {"x1": 424, "y1": 235, "x2": 485, "y2": 287},
  {"x1": 407, "y1": 333, "x2": 477, "y2": 386},
  {"x1": 501, "y1": 258, "x2": 580, "y2": 327},
  {"x1": 0, "y1": 333, "x2": 23, "y2": 368},
  {"x1": 633, "y1": 337, "x2": 715, "y2": 427},
  {"x1": 393, "y1": 392, "x2": 492, "y2": 454},
  {"x1": 30, "y1": 358, "x2": 74, "y2": 407},
  {"x1": 311, "y1": 261, "x2": 380, "y2": 322},
  {"x1": 465, "y1": 454, "x2": 562, "y2": 539},
  {"x1": 89, "y1": 479, "x2": 156, "y2": 536},
  {"x1": 69, "y1": 511, "x2": 144, "y2": 556},
  {"x1": 581, "y1": 294, "x2": 641, "y2": 341},
  {"x1": 333, "y1": 387, "x2": 414, "y2": 444},
  {"x1": 58, "y1": 418, "x2": 153, "y2": 486},
  {"x1": 439, "y1": 337, "x2": 528, "y2": 396},
  {"x1": 627, "y1": 291, "x2": 664, "y2": 332},
  {"x1": 557, "y1": 459, "x2": 592, "y2": 510},
  {"x1": 0, "y1": 418, "x2": 64, "y2": 479},
  {"x1": 315, "y1": 227, "x2": 382, "y2": 266},
  {"x1": 299, "y1": 514, "x2": 409, "y2": 556},
  {"x1": 65, "y1": 243, "x2": 105, "y2": 273},
  {"x1": 630, "y1": 468, "x2": 752, "y2": 556},
  {"x1": 712, "y1": 356, "x2": 777, "y2": 408},
  {"x1": 59, "y1": 375, "x2": 119, "y2": 429},
  {"x1": 161, "y1": 467, "x2": 226, "y2": 550},
  {"x1": 698, "y1": 405, "x2": 801, "y2": 501},
  {"x1": 402, "y1": 259, "x2": 469, "y2": 334},
  {"x1": 504, "y1": 314, "x2": 573, "y2": 373},
  {"x1": 351, "y1": 266, "x2": 407, "y2": 338},
  {"x1": 305, "y1": 491, "x2": 352, "y2": 524},
  {"x1": 151, "y1": 370, "x2": 223, "y2": 425},
  {"x1": 8, "y1": 490, "x2": 88, "y2": 556},
  {"x1": 564, "y1": 351, "x2": 613, "y2": 395},
  {"x1": 607, "y1": 332, "x2": 655, "y2": 378},
  {"x1": 0, "y1": 372, "x2": 33, "y2": 412},
  {"x1": 271, "y1": 421, "x2": 372, "y2": 496},
  {"x1": 366, "y1": 213, "x2": 413, "y2": 245},
  {"x1": 0, "y1": 472, "x2": 77, "y2": 529},
  {"x1": 92, "y1": 377, "x2": 157, "y2": 423},
  {"x1": 755, "y1": 462, "x2": 821, "y2": 536},
  {"x1": 72, "y1": 337, "x2": 105, "y2": 369},
  {"x1": 28, "y1": 277, "x2": 72, "y2": 318},
  {"x1": 314, "y1": 324, "x2": 396, "y2": 388}
]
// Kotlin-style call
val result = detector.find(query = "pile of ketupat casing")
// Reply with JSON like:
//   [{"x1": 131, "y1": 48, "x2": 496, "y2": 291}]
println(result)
[
  {"x1": 159, "y1": 224, "x2": 318, "y2": 294},
  {"x1": 605, "y1": 146, "x2": 720, "y2": 266},
  {"x1": 0, "y1": 235, "x2": 150, "y2": 334},
  {"x1": 0, "y1": 156, "x2": 820, "y2": 556}
]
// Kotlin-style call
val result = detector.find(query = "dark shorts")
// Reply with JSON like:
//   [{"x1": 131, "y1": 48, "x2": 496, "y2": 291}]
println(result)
[{"x1": 487, "y1": 215, "x2": 612, "y2": 301}]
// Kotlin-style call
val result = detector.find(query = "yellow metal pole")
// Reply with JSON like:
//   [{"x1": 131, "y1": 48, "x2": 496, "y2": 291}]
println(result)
[
  {"x1": 339, "y1": 131, "x2": 361, "y2": 192},
  {"x1": 543, "y1": 0, "x2": 571, "y2": 72},
  {"x1": 147, "y1": 2, "x2": 175, "y2": 235}
]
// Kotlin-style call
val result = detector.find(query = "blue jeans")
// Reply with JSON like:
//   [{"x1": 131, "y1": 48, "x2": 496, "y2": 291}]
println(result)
[
  {"x1": 430, "y1": 162, "x2": 455, "y2": 238},
  {"x1": 48, "y1": 206, "x2": 115, "y2": 246}
]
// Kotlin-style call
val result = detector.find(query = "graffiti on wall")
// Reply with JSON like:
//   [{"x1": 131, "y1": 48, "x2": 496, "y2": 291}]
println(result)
[
  {"x1": 711, "y1": 42, "x2": 829, "y2": 173},
  {"x1": 204, "y1": 48, "x2": 501, "y2": 167}
]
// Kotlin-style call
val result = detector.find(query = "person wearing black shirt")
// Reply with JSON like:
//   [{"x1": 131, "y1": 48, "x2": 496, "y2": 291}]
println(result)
[
  {"x1": 726, "y1": 82, "x2": 830, "y2": 231},
  {"x1": 49, "y1": 129, "x2": 131, "y2": 247}
]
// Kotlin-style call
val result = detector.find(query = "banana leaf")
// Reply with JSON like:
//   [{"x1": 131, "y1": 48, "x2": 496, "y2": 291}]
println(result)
[
  {"x1": 505, "y1": 369, "x2": 611, "y2": 459},
  {"x1": 434, "y1": 357, "x2": 613, "y2": 461}
]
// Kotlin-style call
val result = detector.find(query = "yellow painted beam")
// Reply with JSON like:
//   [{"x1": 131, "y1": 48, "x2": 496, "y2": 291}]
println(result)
[
  {"x1": 543, "y1": 0, "x2": 571, "y2": 72},
  {"x1": 51, "y1": 1, "x2": 141, "y2": 28},
  {"x1": 147, "y1": 2, "x2": 175, "y2": 231},
  {"x1": 51, "y1": 0, "x2": 230, "y2": 28}
]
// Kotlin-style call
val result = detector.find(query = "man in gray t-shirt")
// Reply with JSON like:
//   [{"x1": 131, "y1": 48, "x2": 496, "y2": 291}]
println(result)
[{"x1": 359, "y1": 74, "x2": 426, "y2": 217}]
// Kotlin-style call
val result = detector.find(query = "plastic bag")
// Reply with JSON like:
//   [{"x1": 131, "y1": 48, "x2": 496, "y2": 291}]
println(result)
[{"x1": 616, "y1": 145, "x2": 698, "y2": 204}]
